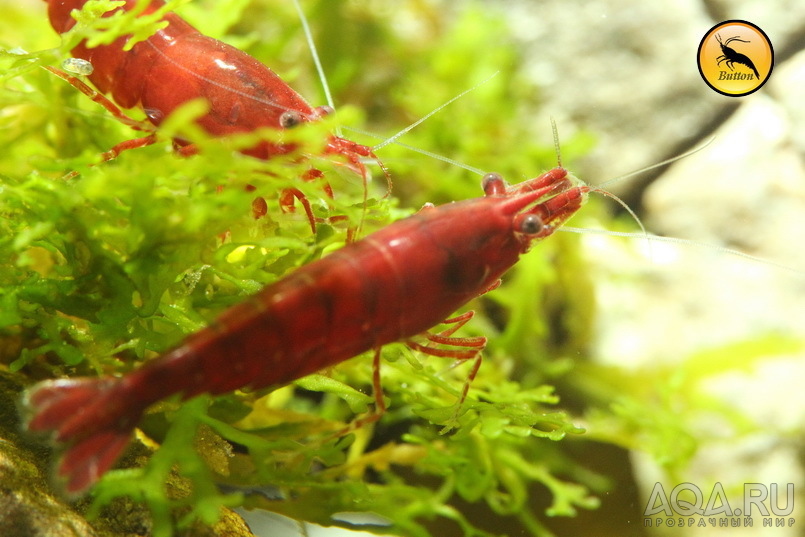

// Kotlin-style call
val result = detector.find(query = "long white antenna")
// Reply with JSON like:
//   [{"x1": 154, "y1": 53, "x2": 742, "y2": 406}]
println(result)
[
  {"x1": 342, "y1": 126, "x2": 487, "y2": 176},
  {"x1": 373, "y1": 72, "x2": 500, "y2": 151},
  {"x1": 596, "y1": 139, "x2": 714, "y2": 190},
  {"x1": 292, "y1": 0, "x2": 337, "y2": 119},
  {"x1": 550, "y1": 117, "x2": 562, "y2": 167},
  {"x1": 580, "y1": 139, "x2": 713, "y2": 263},
  {"x1": 560, "y1": 226, "x2": 805, "y2": 276}
]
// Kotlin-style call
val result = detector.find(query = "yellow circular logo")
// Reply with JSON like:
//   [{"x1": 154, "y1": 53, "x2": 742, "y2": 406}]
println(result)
[{"x1": 697, "y1": 20, "x2": 774, "y2": 97}]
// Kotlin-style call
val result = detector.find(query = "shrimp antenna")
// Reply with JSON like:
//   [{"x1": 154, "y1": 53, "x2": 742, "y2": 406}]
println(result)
[
  {"x1": 396, "y1": 142, "x2": 487, "y2": 176},
  {"x1": 568, "y1": 137, "x2": 719, "y2": 263},
  {"x1": 373, "y1": 71, "x2": 500, "y2": 151},
  {"x1": 292, "y1": 0, "x2": 337, "y2": 120},
  {"x1": 559, "y1": 227, "x2": 805, "y2": 277},
  {"x1": 580, "y1": 138, "x2": 715, "y2": 259},
  {"x1": 550, "y1": 117, "x2": 562, "y2": 167},
  {"x1": 340, "y1": 72, "x2": 499, "y2": 175},
  {"x1": 345, "y1": 127, "x2": 487, "y2": 176},
  {"x1": 586, "y1": 186, "x2": 649, "y2": 242},
  {"x1": 547, "y1": 119, "x2": 651, "y2": 253},
  {"x1": 596, "y1": 138, "x2": 715, "y2": 190}
]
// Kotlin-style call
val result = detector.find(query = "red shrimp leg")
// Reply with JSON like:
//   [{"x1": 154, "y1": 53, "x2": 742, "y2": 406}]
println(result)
[
  {"x1": 279, "y1": 187, "x2": 319, "y2": 233},
  {"x1": 407, "y1": 310, "x2": 487, "y2": 357},
  {"x1": 318, "y1": 138, "x2": 393, "y2": 240},
  {"x1": 59, "y1": 133, "x2": 158, "y2": 180},
  {"x1": 278, "y1": 169, "x2": 331, "y2": 233},
  {"x1": 406, "y1": 310, "x2": 487, "y2": 417},
  {"x1": 331, "y1": 348, "x2": 388, "y2": 436},
  {"x1": 45, "y1": 65, "x2": 161, "y2": 179},
  {"x1": 347, "y1": 311, "x2": 488, "y2": 435},
  {"x1": 336, "y1": 313, "x2": 488, "y2": 436},
  {"x1": 338, "y1": 321, "x2": 488, "y2": 438},
  {"x1": 251, "y1": 195, "x2": 269, "y2": 219},
  {"x1": 325, "y1": 137, "x2": 392, "y2": 198},
  {"x1": 98, "y1": 133, "x2": 159, "y2": 161},
  {"x1": 433, "y1": 311, "x2": 476, "y2": 337},
  {"x1": 277, "y1": 170, "x2": 359, "y2": 236},
  {"x1": 44, "y1": 66, "x2": 154, "y2": 133},
  {"x1": 405, "y1": 339, "x2": 485, "y2": 407}
]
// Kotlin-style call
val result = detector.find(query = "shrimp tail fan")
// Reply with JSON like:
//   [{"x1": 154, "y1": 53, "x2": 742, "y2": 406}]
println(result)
[{"x1": 22, "y1": 377, "x2": 143, "y2": 495}]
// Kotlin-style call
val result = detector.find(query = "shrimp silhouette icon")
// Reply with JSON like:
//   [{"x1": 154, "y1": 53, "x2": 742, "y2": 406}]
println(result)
[
  {"x1": 716, "y1": 34, "x2": 761, "y2": 80},
  {"x1": 698, "y1": 20, "x2": 773, "y2": 97}
]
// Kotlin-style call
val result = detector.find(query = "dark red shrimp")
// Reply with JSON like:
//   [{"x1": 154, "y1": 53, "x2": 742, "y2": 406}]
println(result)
[
  {"x1": 22, "y1": 166, "x2": 587, "y2": 494},
  {"x1": 43, "y1": 0, "x2": 388, "y2": 222}
]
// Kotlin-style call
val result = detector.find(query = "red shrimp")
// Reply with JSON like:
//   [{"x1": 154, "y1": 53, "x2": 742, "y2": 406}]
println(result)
[
  {"x1": 22, "y1": 166, "x2": 587, "y2": 495},
  {"x1": 43, "y1": 0, "x2": 387, "y2": 222}
]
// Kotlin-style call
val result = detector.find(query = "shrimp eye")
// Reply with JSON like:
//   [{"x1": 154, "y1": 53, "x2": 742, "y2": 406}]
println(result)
[
  {"x1": 279, "y1": 111, "x2": 303, "y2": 129},
  {"x1": 517, "y1": 214, "x2": 544, "y2": 235},
  {"x1": 482, "y1": 172, "x2": 506, "y2": 196}
]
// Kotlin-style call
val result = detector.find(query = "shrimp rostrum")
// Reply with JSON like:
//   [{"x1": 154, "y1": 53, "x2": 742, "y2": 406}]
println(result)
[{"x1": 23, "y1": 166, "x2": 587, "y2": 494}]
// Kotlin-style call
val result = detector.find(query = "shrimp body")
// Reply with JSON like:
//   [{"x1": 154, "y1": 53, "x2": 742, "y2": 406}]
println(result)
[
  {"x1": 24, "y1": 167, "x2": 587, "y2": 494},
  {"x1": 44, "y1": 0, "x2": 376, "y2": 164}
]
